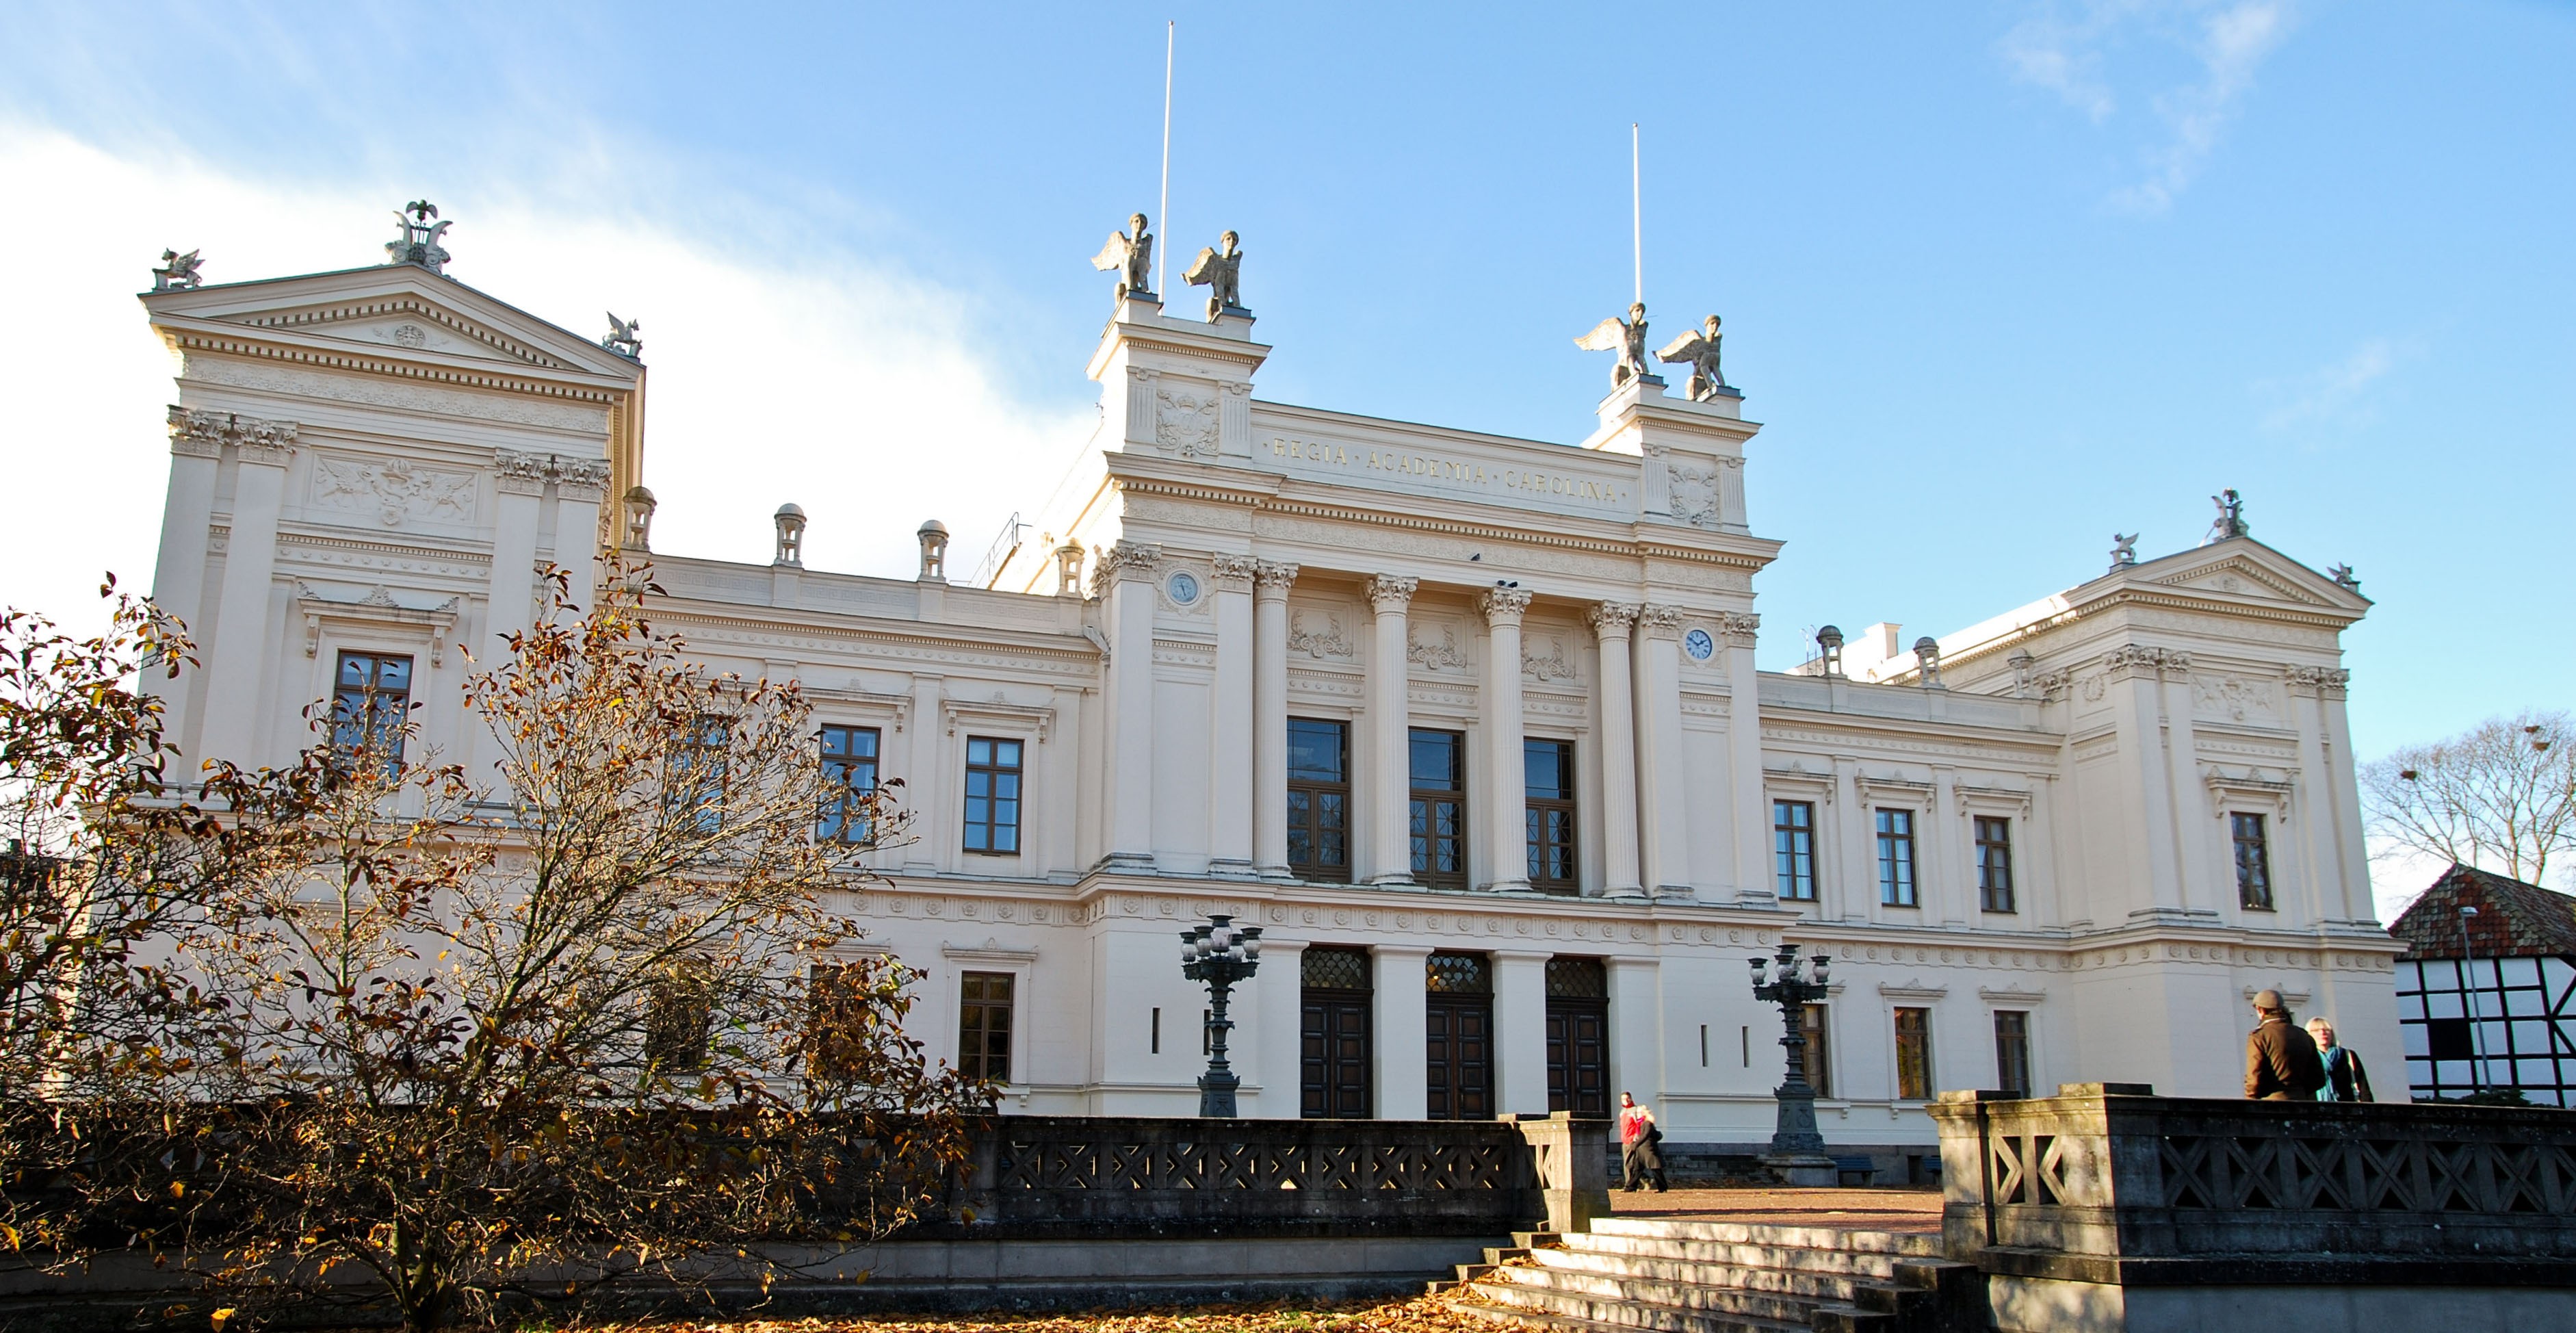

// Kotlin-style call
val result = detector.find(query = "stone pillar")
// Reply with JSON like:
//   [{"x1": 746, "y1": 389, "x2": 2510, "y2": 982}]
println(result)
[
  {"x1": 551, "y1": 461, "x2": 609, "y2": 615},
  {"x1": 1372, "y1": 943, "x2": 1432, "y2": 1120},
  {"x1": 1481, "y1": 587, "x2": 1534, "y2": 892},
  {"x1": 1365, "y1": 575, "x2": 1419, "y2": 886},
  {"x1": 1509, "y1": 1112, "x2": 1612, "y2": 1235},
  {"x1": 1720, "y1": 613, "x2": 1773, "y2": 907},
  {"x1": 1932, "y1": 766, "x2": 1964, "y2": 927},
  {"x1": 476, "y1": 450, "x2": 551, "y2": 790},
  {"x1": 1209, "y1": 555, "x2": 1259, "y2": 879},
  {"x1": 196, "y1": 418, "x2": 298, "y2": 768},
  {"x1": 1606, "y1": 957, "x2": 1661, "y2": 1112},
  {"x1": 152, "y1": 409, "x2": 226, "y2": 656},
  {"x1": 1099, "y1": 542, "x2": 1161, "y2": 872},
  {"x1": 1633, "y1": 604, "x2": 1691, "y2": 898},
  {"x1": 1589, "y1": 603, "x2": 1644, "y2": 897},
  {"x1": 1492, "y1": 949, "x2": 1551, "y2": 1117},
  {"x1": 1253, "y1": 937, "x2": 1305, "y2": 1119},
  {"x1": 1252, "y1": 562, "x2": 1299, "y2": 879},
  {"x1": 2107, "y1": 649, "x2": 2186, "y2": 918},
  {"x1": 904, "y1": 672, "x2": 944, "y2": 874},
  {"x1": 2298, "y1": 668, "x2": 2367, "y2": 922}
]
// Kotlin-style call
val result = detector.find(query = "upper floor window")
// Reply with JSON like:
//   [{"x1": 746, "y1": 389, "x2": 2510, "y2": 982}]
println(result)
[
  {"x1": 818, "y1": 724, "x2": 881, "y2": 845},
  {"x1": 1524, "y1": 739, "x2": 1578, "y2": 894},
  {"x1": 963, "y1": 736, "x2": 1023, "y2": 855},
  {"x1": 1774, "y1": 800, "x2": 1818, "y2": 901},
  {"x1": 668, "y1": 714, "x2": 730, "y2": 833},
  {"x1": 2233, "y1": 812, "x2": 2274, "y2": 910},
  {"x1": 1875, "y1": 808, "x2": 1918, "y2": 907},
  {"x1": 642, "y1": 963, "x2": 713, "y2": 1072},
  {"x1": 1409, "y1": 729, "x2": 1468, "y2": 889},
  {"x1": 958, "y1": 970, "x2": 1015, "y2": 1085},
  {"x1": 1287, "y1": 718, "x2": 1351, "y2": 882},
  {"x1": 330, "y1": 650, "x2": 413, "y2": 774},
  {"x1": 1975, "y1": 816, "x2": 2016, "y2": 914}
]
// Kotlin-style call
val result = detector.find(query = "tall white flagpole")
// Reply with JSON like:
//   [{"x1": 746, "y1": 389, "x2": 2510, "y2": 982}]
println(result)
[
  {"x1": 1631, "y1": 122, "x2": 1643, "y2": 305},
  {"x1": 1159, "y1": 21, "x2": 1174, "y2": 298}
]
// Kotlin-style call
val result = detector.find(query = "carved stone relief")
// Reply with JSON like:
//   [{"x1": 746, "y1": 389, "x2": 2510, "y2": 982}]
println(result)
[
  {"x1": 1522, "y1": 635, "x2": 1578, "y2": 682},
  {"x1": 1407, "y1": 622, "x2": 1471, "y2": 672},
  {"x1": 1665, "y1": 462, "x2": 1719, "y2": 528},
  {"x1": 2192, "y1": 673, "x2": 2280, "y2": 724},
  {"x1": 1288, "y1": 608, "x2": 1356, "y2": 660},
  {"x1": 311, "y1": 454, "x2": 476, "y2": 526},
  {"x1": 1153, "y1": 385, "x2": 1221, "y2": 458}
]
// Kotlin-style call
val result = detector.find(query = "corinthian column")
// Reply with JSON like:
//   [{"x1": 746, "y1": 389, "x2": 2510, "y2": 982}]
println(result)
[
  {"x1": 1635, "y1": 604, "x2": 1691, "y2": 898},
  {"x1": 1589, "y1": 602, "x2": 1643, "y2": 896},
  {"x1": 1209, "y1": 554, "x2": 1259, "y2": 879},
  {"x1": 193, "y1": 411, "x2": 299, "y2": 769},
  {"x1": 1366, "y1": 574, "x2": 1418, "y2": 885},
  {"x1": 1098, "y1": 541, "x2": 1162, "y2": 872},
  {"x1": 1481, "y1": 586, "x2": 1534, "y2": 891},
  {"x1": 1252, "y1": 561, "x2": 1299, "y2": 879}
]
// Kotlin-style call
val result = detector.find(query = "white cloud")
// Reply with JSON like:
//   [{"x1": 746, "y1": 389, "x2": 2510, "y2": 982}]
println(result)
[
  {"x1": 2002, "y1": 1, "x2": 2300, "y2": 211},
  {"x1": 0, "y1": 126, "x2": 1095, "y2": 640},
  {"x1": 2257, "y1": 336, "x2": 2417, "y2": 433}
]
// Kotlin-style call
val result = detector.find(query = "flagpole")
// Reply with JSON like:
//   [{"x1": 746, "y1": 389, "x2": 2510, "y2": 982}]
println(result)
[
  {"x1": 1159, "y1": 21, "x2": 1174, "y2": 298},
  {"x1": 1631, "y1": 122, "x2": 1643, "y2": 305}
]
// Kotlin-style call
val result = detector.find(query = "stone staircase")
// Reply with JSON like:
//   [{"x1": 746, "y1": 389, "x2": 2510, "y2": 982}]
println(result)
[{"x1": 1431, "y1": 1216, "x2": 1987, "y2": 1333}]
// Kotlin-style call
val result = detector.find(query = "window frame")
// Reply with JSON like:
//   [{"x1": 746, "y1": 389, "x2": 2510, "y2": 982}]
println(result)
[
  {"x1": 1524, "y1": 738, "x2": 1579, "y2": 894},
  {"x1": 961, "y1": 734, "x2": 1025, "y2": 856},
  {"x1": 2232, "y1": 812, "x2": 2275, "y2": 911},
  {"x1": 1893, "y1": 1005, "x2": 1935, "y2": 1101},
  {"x1": 1407, "y1": 727, "x2": 1468, "y2": 890},
  {"x1": 1876, "y1": 807, "x2": 1920, "y2": 908},
  {"x1": 328, "y1": 649, "x2": 415, "y2": 775},
  {"x1": 1799, "y1": 1001, "x2": 1833, "y2": 1100},
  {"x1": 957, "y1": 969, "x2": 1017, "y2": 1085},
  {"x1": 1773, "y1": 799, "x2": 1819, "y2": 901},
  {"x1": 1975, "y1": 815, "x2": 2016, "y2": 914},
  {"x1": 818, "y1": 723, "x2": 883, "y2": 846},
  {"x1": 1286, "y1": 716, "x2": 1353, "y2": 883},
  {"x1": 1992, "y1": 1009, "x2": 2033, "y2": 1098},
  {"x1": 667, "y1": 713, "x2": 732, "y2": 833}
]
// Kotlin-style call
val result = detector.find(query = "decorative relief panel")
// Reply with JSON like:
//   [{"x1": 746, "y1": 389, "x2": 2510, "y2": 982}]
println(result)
[
  {"x1": 1521, "y1": 634, "x2": 1578, "y2": 683},
  {"x1": 1152, "y1": 383, "x2": 1221, "y2": 458},
  {"x1": 310, "y1": 454, "x2": 477, "y2": 526},
  {"x1": 1288, "y1": 607, "x2": 1357, "y2": 660},
  {"x1": 1665, "y1": 461, "x2": 1719, "y2": 528},
  {"x1": 2192, "y1": 673, "x2": 2281, "y2": 725},
  {"x1": 1407, "y1": 621, "x2": 1471, "y2": 673}
]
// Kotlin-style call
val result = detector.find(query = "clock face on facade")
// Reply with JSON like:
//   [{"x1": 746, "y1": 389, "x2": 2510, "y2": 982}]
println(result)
[
  {"x1": 1167, "y1": 571, "x2": 1200, "y2": 606},
  {"x1": 1684, "y1": 627, "x2": 1716, "y2": 662}
]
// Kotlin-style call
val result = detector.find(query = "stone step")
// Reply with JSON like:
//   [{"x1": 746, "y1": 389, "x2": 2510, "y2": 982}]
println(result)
[
  {"x1": 1488, "y1": 1245, "x2": 1535, "y2": 1265},
  {"x1": 1487, "y1": 1263, "x2": 1820, "y2": 1325},
  {"x1": 1587, "y1": 1216, "x2": 1946, "y2": 1258},
  {"x1": 1565, "y1": 1232, "x2": 1910, "y2": 1281},
  {"x1": 1515, "y1": 1230, "x2": 1566, "y2": 1249},
  {"x1": 1465, "y1": 1281, "x2": 1815, "y2": 1333},
  {"x1": 1528, "y1": 1247, "x2": 1871, "y2": 1302}
]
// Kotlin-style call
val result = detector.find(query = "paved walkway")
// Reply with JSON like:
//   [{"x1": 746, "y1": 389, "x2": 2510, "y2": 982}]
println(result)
[{"x1": 1604, "y1": 1186, "x2": 1943, "y2": 1233}]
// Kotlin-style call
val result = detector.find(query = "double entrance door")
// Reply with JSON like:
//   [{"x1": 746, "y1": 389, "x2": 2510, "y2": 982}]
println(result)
[{"x1": 1299, "y1": 950, "x2": 1607, "y2": 1121}]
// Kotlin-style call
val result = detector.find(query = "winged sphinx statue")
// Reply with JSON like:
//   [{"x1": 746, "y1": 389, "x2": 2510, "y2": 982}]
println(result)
[
  {"x1": 1090, "y1": 212, "x2": 1155, "y2": 300},
  {"x1": 152, "y1": 248, "x2": 204, "y2": 292},
  {"x1": 1574, "y1": 302, "x2": 1652, "y2": 387},
  {"x1": 1183, "y1": 230, "x2": 1245, "y2": 320},
  {"x1": 1656, "y1": 315, "x2": 1728, "y2": 401},
  {"x1": 603, "y1": 312, "x2": 642, "y2": 359}
]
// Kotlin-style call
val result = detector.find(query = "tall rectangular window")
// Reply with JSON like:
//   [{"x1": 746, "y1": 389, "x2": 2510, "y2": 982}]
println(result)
[
  {"x1": 958, "y1": 971, "x2": 1015, "y2": 1084},
  {"x1": 1774, "y1": 800, "x2": 1818, "y2": 901},
  {"x1": 818, "y1": 724, "x2": 881, "y2": 845},
  {"x1": 1409, "y1": 729, "x2": 1468, "y2": 889},
  {"x1": 963, "y1": 736, "x2": 1023, "y2": 855},
  {"x1": 1993, "y1": 1010, "x2": 2032, "y2": 1098},
  {"x1": 1800, "y1": 1002, "x2": 1832, "y2": 1099},
  {"x1": 668, "y1": 714, "x2": 730, "y2": 833},
  {"x1": 642, "y1": 963, "x2": 712, "y2": 1072},
  {"x1": 2233, "y1": 813, "x2": 2274, "y2": 910},
  {"x1": 1975, "y1": 816, "x2": 2016, "y2": 914},
  {"x1": 1525, "y1": 739, "x2": 1578, "y2": 893},
  {"x1": 1876, "y1": 808, "x2": 1918, "y2": 907},
  {"x1": 1894, "y1": 1006, "x2": 1934, "y2": 1100},
  {"x1": 1287, "y1": 719, "x2": 1351, "y2": 882},
  {"x1": 330, "y1": 650, "x2": 414, "y2": 773}
]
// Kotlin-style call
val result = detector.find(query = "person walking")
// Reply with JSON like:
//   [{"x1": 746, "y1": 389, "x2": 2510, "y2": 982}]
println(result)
[
  {"x1": 2306, "y1": 1018, "x2": 2375, "y2": 1102},
  {"x1": 1617, "y1": 1091, "x2": 1667, "y2": 1192},
  {"x1": 2243, "y1": 989, "x2": 2327, "y2": 1100}
]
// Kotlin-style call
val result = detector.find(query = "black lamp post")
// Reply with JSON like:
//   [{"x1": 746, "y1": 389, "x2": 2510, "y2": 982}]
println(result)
[
  {"x1": 1749, "y1": 943, "x2": 1837, "y2": 1184},
  {"x1": 1181, "y1": 914, "x2": 1262, "y2": 1117}
]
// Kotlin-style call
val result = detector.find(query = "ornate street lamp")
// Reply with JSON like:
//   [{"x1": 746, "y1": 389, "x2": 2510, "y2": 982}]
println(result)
[
  {"x1": 1749, "y1": 943, "x2": 1838, "y2": 1186},
  {"x1": 1181, "y1": 914, "x2": 1262, "y2": 1117}
]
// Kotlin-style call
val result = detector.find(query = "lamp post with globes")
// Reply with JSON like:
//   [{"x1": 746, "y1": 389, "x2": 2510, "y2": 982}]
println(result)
[
  {"x1": 1181, "y1": 914, "x2": 1262, "y2": 1117},
  {"x1": 1749, "y1": 942, "x2": 1838, "y2": 1185}
]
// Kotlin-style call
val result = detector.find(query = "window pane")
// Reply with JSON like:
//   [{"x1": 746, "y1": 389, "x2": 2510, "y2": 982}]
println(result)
[
  {"x1": 1877, "y1": 809, "x2": 1917, "y2": 907},
  {"x1": 1801, "y1": 1004, "x2": 1832, "y2": 1099},
  {"x1": 1409, "y1": 729, "x2": 1460, "y2": 790},
  {"x1": 1524, "y1": 740, "x2": 1572, "y2": 799},
  {"x1": 1288, "y1": 719, "x2": 1348, "y2": 782},
  {"x1": 1774, "y1": 800, "x2": 1817, "y2": 901},
  {"x1": 1895, "y1": 1007, "x2": 1933, "y2": 1100}
]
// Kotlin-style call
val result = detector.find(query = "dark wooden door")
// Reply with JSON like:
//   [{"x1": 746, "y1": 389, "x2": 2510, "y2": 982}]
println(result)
[
  {"x1": 1425, "y1": 994, "x2": 1494, "y2": 1120},
  {"x1": 1546, "y1": 997, "x2": 1610, "y2": 1117},
  {"x1": 1300, "y1": 989, "x2": 1372, "y2": 1117}
]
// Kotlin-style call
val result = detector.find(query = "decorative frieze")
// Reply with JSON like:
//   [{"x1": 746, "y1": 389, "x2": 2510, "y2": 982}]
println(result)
[{"x1": 311, "y1": 453, "x2": 476, "y2": 527}]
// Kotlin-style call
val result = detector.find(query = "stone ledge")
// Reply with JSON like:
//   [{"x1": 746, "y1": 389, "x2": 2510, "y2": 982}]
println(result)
[{"x1": 1979, "y1": 1248, "x2": 2576, "y2": 1289}]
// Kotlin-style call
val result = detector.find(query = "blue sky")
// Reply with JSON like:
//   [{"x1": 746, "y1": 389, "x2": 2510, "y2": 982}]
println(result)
[{"x1": 2, "y1": 0, "x2": 2568, "y2": 786}]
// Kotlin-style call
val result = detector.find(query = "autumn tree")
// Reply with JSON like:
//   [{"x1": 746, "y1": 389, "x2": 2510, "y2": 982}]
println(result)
[
  {"x1": 2363, "y1": 709, "x2": 2575, "y2": 890},
  {"x1": 77, "y1": 569, "x2": 983, "y2": 1330}
]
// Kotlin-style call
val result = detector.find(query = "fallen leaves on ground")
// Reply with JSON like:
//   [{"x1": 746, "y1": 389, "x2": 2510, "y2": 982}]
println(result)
[{"x1": 569, "y1": 1293, "x2": 1496, "y2": 1333}]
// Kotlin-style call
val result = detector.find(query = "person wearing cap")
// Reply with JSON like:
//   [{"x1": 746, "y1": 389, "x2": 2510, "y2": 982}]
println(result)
[
  {"x1": 2306, "y1": 1017, "x2": 2375, "y2": 1102},
  {"x1": 2244, "y1": 988, "x2": 2327, "y2": 1100}
]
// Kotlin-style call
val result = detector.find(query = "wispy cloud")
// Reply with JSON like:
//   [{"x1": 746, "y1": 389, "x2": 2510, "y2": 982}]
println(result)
[
  {"x1": 2257, "y1": 337, "x2": 2419, "y2": 434},
  {"x1": 2003, "y1": 1, "x2": 2301, "y2": 212}
]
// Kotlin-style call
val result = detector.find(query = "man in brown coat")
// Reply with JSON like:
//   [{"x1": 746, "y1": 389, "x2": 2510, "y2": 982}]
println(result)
[{"x1": 2244, "y1": 989, "x2": 2328, "y2": 1100}]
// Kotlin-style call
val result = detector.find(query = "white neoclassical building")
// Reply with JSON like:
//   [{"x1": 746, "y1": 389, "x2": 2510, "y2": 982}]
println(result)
[{"x1": 133, "y1": 211, "x2": 2402, "y2": 1161}]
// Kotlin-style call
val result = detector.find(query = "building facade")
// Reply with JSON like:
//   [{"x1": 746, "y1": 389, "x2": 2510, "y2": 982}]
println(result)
[
  {"x1": 2390, "y1": 864, "x2": 2576, "y2": 1106},
  {"x1": 133, "y1": 212, "x2": 2404, "y2": 1153}
]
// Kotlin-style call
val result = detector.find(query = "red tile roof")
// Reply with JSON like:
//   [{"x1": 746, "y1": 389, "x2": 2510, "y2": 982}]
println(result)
[{"x1": 2389, "y1": 864, "x2": 2576, "y2": 960}]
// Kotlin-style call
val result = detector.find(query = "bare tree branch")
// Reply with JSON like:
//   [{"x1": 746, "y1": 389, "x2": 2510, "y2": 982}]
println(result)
[{"x1": 2363, "y1": 708, "x2": 2576, "y2": 890}]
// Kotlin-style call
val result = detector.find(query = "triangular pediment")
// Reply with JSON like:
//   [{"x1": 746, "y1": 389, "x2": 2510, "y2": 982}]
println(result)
[
  {"x1": 142, "y1": 263, "x2": 642, "y2": 385},
  {"x1": 2113, "y1": 536, "x2": 2370, "y2": 615},
  {"x1": 2154, "y1": 554, "x2": 2324, "y2": 604}
]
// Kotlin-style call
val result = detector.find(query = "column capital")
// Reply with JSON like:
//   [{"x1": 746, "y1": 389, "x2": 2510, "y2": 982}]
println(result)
[
  {"x1": 1369, "y1": 942, "x2": 1435, "y2": 959},
  {"x1": 1488, "y1": 948, "x2": 1554, "y2": 964},
  {"x1": 1090, "y1": 541, "x2": 1162, "y2": 596},
  {"x1": 1367, "y1": 574, "x2": 1418, "y2": 612},
  {"x1": 554, "y1": 458, "x2": 610, "y2": 503},
  {"x1": 2285, "y1": 665, "x2": 2351, "y2": 699},
  {"x1": 1253, "y1": 560, "x2": 1300, "y2": 597},
  {"x1": 1480, "y1": 585, "x2": 1533, "y2": 625},
  {"x1": 1638, "y1": 603, "x2": 1686, "y2": 639},
  {"x1": 493, "y1": 448, "x2": 552, "y2": 497},
  {"x1": 1210, "y1": 553, "x2": 1260, "y2": 591},
  {"x1": 1715, "y1": 610, "x2": 1760, "y2": 647},
  {"x1": 1587, "y1": 601, "x2": 1641, "y2": 637},
  {"x1": 169, "y1": 404, "x2": 298, "y2": 465}
]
